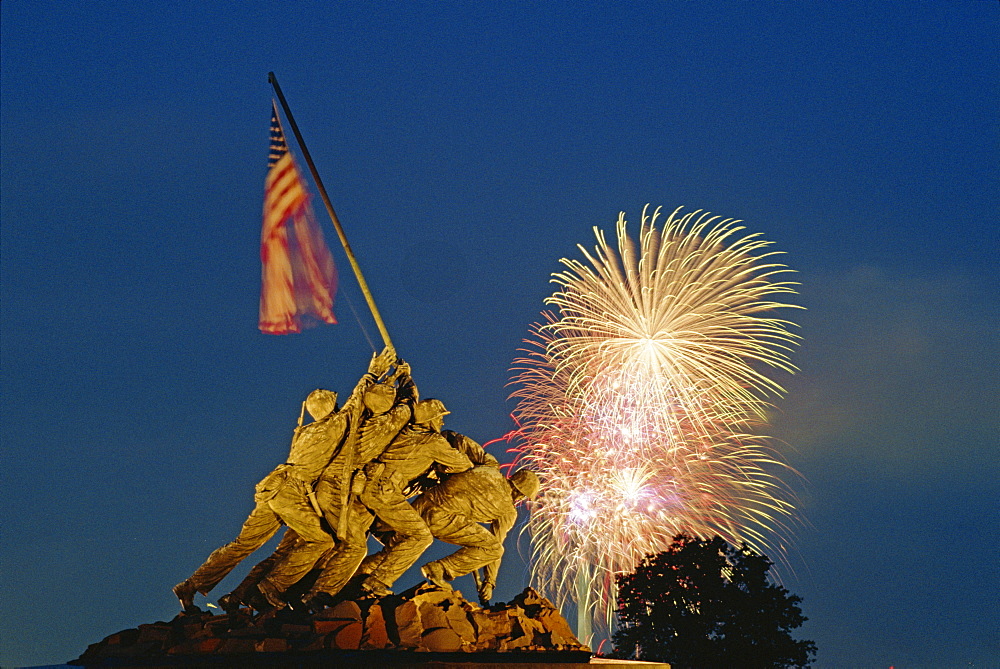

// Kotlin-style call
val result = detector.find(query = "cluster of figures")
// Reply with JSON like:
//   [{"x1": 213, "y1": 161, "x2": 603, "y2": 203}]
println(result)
[{"x1": 173, "y1": 347, "x2": 539, "y2": 616}]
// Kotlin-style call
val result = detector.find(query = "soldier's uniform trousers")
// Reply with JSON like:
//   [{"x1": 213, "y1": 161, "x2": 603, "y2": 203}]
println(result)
[
  {"x1": 304, "y1": 477, "x2": 375, "y2": 599},
  {"x1": 357, "y1": 474, "x2": 434, "y2": 588},
  {"x1": 416, "y1": 502, "x2": 503, "y2": 580},
  {"x1": 225, "y1": 527, "x2": 304, "y2": 604},
  {"x1": 185, "y1": 468, "x2": 333, "y2": 604}
]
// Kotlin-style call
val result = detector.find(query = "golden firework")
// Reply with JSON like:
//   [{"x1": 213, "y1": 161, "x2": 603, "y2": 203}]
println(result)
[{"x1": 509, "y1": 205, "x2": 803, "y2": 640}]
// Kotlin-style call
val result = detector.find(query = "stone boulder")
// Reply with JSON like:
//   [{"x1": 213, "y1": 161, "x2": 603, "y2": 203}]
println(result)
[{"x1": 72, "y1": 585, "x2": 590, "y2": 666}]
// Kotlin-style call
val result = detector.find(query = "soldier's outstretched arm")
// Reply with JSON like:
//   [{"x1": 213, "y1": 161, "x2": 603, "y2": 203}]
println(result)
[
  {"x1": 381, "y1": 400, "x2": 413, "y2": 443},
  {"x1": 340, "y1": 350, "x2": 395, "y2": 415},
  {"x1": 442, "y1": 430, "x2": 499, "y2": 467},
  {"x1": 431, "y1": 438, "x2": 475, "y2": 475},
  {"x1": 391, "y1": 362, "x2": 418, "y2": 404},
  {"x1": 354, "y1": 398, "x2": 414, "y2": 465}
]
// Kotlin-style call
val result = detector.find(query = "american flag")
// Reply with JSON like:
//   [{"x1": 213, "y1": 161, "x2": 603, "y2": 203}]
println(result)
[{"x1": 259, "y1": 102, "x2": 337, "y2": 334}]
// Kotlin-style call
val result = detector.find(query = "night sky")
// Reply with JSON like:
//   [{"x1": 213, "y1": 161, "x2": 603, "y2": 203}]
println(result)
[{"x1": 2, "y1": 2, "x2": 997, "y2": 667}]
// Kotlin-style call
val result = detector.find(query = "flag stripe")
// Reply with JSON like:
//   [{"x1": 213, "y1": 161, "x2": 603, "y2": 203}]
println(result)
[{"x1": 259, "y1": 102, "x2": 338, "y2": 334}]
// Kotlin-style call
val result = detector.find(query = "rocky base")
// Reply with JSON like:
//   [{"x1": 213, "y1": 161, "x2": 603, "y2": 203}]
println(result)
[{"x1": 72, "y1": 585, "x2": 590, "y2": 667}]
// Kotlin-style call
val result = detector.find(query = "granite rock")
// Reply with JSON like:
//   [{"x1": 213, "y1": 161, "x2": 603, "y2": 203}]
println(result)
[{"x1": 71, "y1": 585, "x2": 589, "y2": 666}]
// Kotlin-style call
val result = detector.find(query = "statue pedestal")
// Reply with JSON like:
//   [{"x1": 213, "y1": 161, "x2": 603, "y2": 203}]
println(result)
[{"x1": 71, "y1": 585, "x2": 611, "y2": 667}]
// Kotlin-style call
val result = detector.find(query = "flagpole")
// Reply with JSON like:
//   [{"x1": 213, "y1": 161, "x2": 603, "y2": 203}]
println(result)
[{"x1": 268, "y1": 71, "x2": 394, "y2": 350}]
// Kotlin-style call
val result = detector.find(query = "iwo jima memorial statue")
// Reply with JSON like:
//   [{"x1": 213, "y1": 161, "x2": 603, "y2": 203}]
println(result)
[{"x1": 73, "y1": 74, "x2": 591, "y2": 666}]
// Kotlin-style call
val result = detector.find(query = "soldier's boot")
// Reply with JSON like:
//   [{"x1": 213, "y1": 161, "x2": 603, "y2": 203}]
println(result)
[
  {"x1": 219, "y1": 576, "x2": 263, "y2": 615},
  {"x1": 172, "y1": 579, "x2": 198, "y2": 612},
  {"x1": 244, "y1": 585, "x2": 276, "y2": 617},
  {"x1": 217, "y1": 592, "x2": 243, "y2": 615},
  {"x1": 421, "y1": 562, "x2": 452, "y2": 591},
  {"x1": 359, "y1": 574, "x2": 393, "y2": 598},
  {"x1": 302, "y1": 591, "x2": 336, "y2": 614}
]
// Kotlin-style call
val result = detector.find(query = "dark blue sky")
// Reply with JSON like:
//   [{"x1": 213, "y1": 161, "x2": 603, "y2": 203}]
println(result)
[{"x1": 2, "y1": 2, "x2": 997, "y2": 667}]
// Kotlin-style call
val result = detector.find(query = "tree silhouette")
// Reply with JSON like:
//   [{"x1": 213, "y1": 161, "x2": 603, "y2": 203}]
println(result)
[{"x1": 612, "y1": 535, "x2": 816, "y2": 668}]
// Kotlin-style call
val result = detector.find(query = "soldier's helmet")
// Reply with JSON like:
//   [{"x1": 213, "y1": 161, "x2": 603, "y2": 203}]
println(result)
[
  {"x1": 510, "y1": 469, "x2": 540, "y2": 500},
  {"x1": 414, "y1": 398, "x2": 450, "y2": 424},
  {"x1": 363, "y1": 383, "x2": 395, "y2": 415},
  {"x1": 305, "y1": 389, "x2": 338, "y2": 421}
]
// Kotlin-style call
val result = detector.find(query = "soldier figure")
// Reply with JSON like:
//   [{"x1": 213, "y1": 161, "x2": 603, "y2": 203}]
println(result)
[
  {"x1": 173, "y1": 346, "x2": 538, "y2": 616},
  {"x1": 299, "y1": 364, "x2": 417, "y2": 608},
  {"x1": 347, "y1": 398, "x2": 475, "y2": 597},
  {"x1": 172, "y1": 347, "x2": 395, "y2": 613},
  {"x1": 371, "y1": 466, "x2": 539, "y2": 605}
]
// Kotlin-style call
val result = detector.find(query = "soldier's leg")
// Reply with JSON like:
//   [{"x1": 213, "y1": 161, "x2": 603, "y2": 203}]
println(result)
[
  {"x1": 313, "y1": 476, "x2": 343, "y2": 538},
  {"x1": 305, "y1": 498, "x2": 374, "y2": 602},
  {"x1": 423, "y1": 510, "x2": 503, "y2": 580},
  {"x1": 362, "y1": 493, "x2": 433, "y2": 590},
  {"x1": 259, "y1": 484, "x2": 334, "y2": 601},
  {"x1": 182, "y1": 500, "x2": 283, "y2": 596},
  {"x1": 307, "y1": 476, "x2": 367, "y2": 600},
  {"x1": 284, "y1": 541, "x2": 335, "y2": 604},
  {"x1": 356, "y1": 517, "x2": 396, "y2": 577},
  {"x1": 305, "y1": 476, "x2": 343, "y2": 582},
  {"x1": 220, "y1": 528, "x2": 301, "y2": 611}
]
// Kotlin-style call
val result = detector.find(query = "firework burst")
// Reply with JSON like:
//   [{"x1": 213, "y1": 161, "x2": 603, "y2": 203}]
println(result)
[{"x1": 508, "y1": 205, "x2": 803, "y2": 640}]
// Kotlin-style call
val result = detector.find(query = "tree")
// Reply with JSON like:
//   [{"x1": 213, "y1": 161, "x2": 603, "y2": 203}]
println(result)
[{"x1": 612, "y1": 535, "x2": 816, "y2": 668}]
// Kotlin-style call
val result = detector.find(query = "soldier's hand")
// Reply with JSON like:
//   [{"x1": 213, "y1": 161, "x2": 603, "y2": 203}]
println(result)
[{"x1": 369, "y1": 345, "x2": 396, "y2": 376}]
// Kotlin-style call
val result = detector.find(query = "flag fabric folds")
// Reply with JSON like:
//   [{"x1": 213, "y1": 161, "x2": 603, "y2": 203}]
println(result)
[{"x1": 259, "y1": 102, "x2": 338, "y2": 334}]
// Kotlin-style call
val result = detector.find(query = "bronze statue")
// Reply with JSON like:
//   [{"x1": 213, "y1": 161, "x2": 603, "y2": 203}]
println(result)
[
  {"x1": 367, "y1": 466, "x2": 539, "y2": 605},
  {"x1": 172, "y1": 347, "x2": 396, "y2": 613},
  {"x1": 174, "y1": 347, "x2": 543, "y2": 618}
]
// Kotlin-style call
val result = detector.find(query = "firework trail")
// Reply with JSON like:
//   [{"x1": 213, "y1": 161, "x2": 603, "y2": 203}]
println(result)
[{"x1": 508, "y1": 205, "x2": 803, "y2": 640}]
